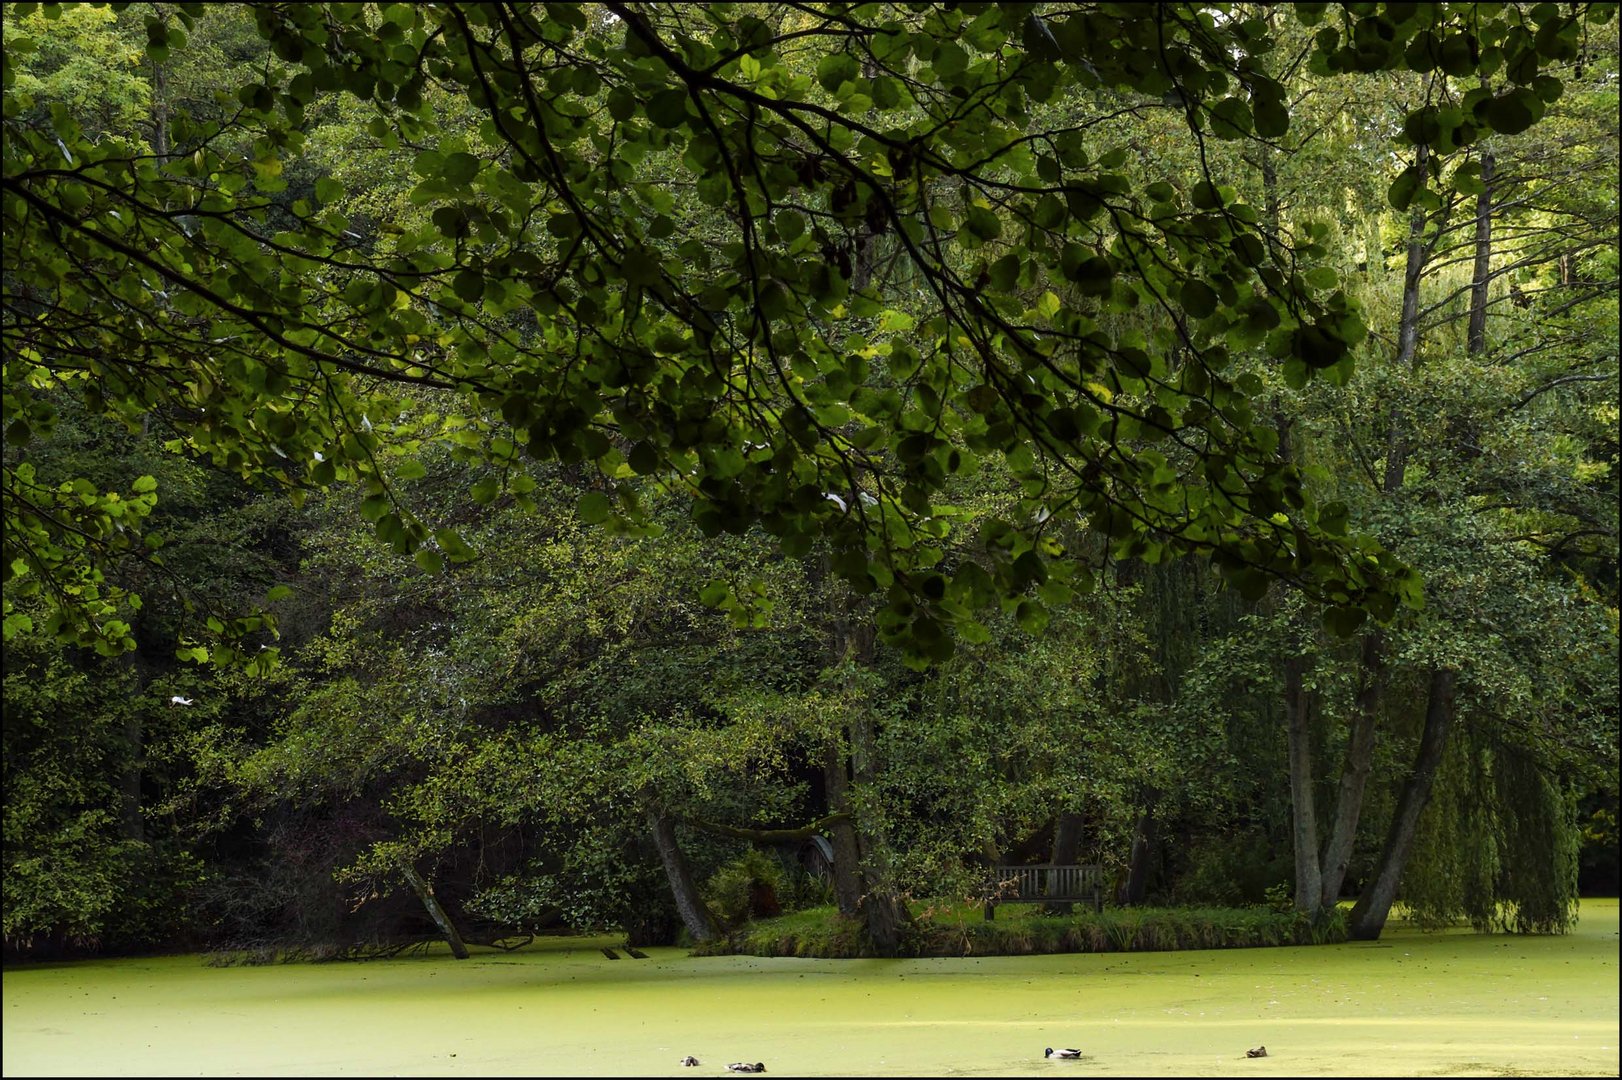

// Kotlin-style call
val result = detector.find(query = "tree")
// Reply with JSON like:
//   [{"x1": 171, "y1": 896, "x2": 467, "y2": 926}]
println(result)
[{"x1": 1208, "y1": 12, "x2": 1619, "y2": 931}]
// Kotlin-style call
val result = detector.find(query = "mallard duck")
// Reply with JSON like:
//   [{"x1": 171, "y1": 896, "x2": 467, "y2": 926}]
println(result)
[
  {"x1": 1246, "y1": 1046, "x2": 1268, "y2": 1058},
  {"x1": 726, "y1": 1064, "x2": 766, "y2": 1073},
  {"x1": 1045, "y1": 1047, "x2": 1083, "y2": 1059},
  {"x1": 679, "y1": 1056, "x2": 700, "y2": 1067}
]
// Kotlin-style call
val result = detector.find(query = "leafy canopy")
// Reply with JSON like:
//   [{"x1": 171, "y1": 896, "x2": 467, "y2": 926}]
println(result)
[{"x1": 5, "y1": 1, "x2": 1601, "y2": 662}]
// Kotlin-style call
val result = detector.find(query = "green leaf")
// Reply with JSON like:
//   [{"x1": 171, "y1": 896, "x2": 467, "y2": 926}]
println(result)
[
  {"x1": 1324, "y1": 605, "x2": 1368, "y2": 638},
  {"x1": 1484, "y1": 89, "x2": 1539, "y2": 135},
  {"x1": 360, "y1": 493, "x2": 391, "y2": 522},
  {"x1": 453, "y1": 269, "x2": 484, "y2": 302},
  {"x1": 699, "y1": 579, "x2": 730, "y2": 607},
  {"x1": 1388, "y1": 165, "x2": 1421, "y2": 211},
  {"x1": 1191, "y1": 181, "x2": 1224, "y2": 210},
  {"x1": 1179, "y1": 280, "x2": 1218, "y2": 318},
  {"x1": 877, "y1": 309, "x2": 916, "y2": 333},
  {"x1": 647, "y1": 88, "x2": 689, "y2": 128},
  {"x1": 628, "y1": 441, "x2": 660, "y2": 475},
  {"x1": 1451, "y1": 161, "x2": 1485, "y2": 196},
  {"x1": 577, "y1": 491, "x2": 612, "y2": 524},
  {"x1": 1014, "y1": 598, "x2": 1049, "y2": 634},
  {"x1": 1293, "y1": 323, "x2": 1347, "y2": 369},
  {"x1": 434, "y1": 529, "x2": 476, "y2": 562},
  {"x1": 1069, "y1": 256, "x2": 1114, "y2": 297},
  {"x1": 1303, "y1": 267, "x2": 1338, "y2": 290},
  {"x1": 965, "y1": 205, "x2": 1002, "y2": 241},
  {"x1": 932, "y1": 41, "x2": 969, "y2": 79},
  {"x1": 1209, "y1": 97, "x2": 1253, "y2": 139},
  {"x1": 1252, "y1": 96, "x2": 1289, "y2": 138},
  {"x1": 607, "y1": 87, "x2": 637, "y2": 121},
  {"x1": 816, "y1": 52, "x2": 859, "y2": 93},
  {"x1": 440, "y1": 152, "x2": 480, "y2": 185},
  {"x1": 989, "y1": 253, "x2": 1022, "y2": 291}
]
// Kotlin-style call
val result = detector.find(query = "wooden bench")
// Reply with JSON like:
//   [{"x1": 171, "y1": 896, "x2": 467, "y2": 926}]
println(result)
[{"x1": 983, "y1": 864, "x2": 1105, "y2": 919}]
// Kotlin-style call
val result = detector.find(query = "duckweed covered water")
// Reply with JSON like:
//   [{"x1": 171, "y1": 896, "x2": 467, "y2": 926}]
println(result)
[{"x1": 4, "y1": 900, "x2": 1617, "y2": 1077}]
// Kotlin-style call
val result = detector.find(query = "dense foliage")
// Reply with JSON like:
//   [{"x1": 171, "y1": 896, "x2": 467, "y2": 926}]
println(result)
[{"x1": 3, "y1": 2, "x2": 1616, "y2": 958}]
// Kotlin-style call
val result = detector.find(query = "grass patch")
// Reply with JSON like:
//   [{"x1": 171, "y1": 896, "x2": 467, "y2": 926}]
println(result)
[{"x1": 694, "y1": 901, "x2": 1347, "y2": 958}]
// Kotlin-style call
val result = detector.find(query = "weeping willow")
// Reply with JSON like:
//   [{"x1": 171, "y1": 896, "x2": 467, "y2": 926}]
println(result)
[
  {"x1": 1493, "y1": 747, "x2": 1581, "y2": 933},
  {"x1": 1401, "y1": 720, "x2": 1580, "y2": 934}
]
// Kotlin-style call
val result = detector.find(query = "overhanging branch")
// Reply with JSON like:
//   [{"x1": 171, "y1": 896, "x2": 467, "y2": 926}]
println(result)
[{"x1": 690, "y1": 812, "x2": 851, "y2": 844}]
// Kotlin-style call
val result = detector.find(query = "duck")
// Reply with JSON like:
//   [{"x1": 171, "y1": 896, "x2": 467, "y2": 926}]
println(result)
[
  {"x1": 1247, "y1": 1046, "x2": 1268, "y2": 1058},
  {"x1": 1045, "y1": 1047, "x2": 1083, "y2": 1059},
  {"x1": 726, "y1": 1064, "x2": 767, "y2": 1074},
  {"x1": 679, "y1": 1057, "x2": 701, "y2": 1067}
]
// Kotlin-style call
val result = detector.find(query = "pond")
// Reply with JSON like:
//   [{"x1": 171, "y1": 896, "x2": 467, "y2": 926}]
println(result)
[{"x1": 4, "y1": 900, "x2": 1617, "y2": 1076}]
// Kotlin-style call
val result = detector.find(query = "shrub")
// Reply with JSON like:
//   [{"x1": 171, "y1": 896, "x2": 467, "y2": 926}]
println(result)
[
  {"x1": 1175, "y1": 830, "x2": 1291, "y2": 907},
  {"x1": 703, "y1": 849, "x2": 786, "y2": 927}
]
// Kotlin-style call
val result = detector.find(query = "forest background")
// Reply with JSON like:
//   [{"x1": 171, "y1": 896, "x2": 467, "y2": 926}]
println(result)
[{"x1": 2, "y1": 1, "x2": 1617, "y2": 962}]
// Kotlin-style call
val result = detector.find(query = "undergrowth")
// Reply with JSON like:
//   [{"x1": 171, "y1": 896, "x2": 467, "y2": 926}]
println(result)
[{"x1": 691, "y1": 902, "x2": 1347, "y2": 958}]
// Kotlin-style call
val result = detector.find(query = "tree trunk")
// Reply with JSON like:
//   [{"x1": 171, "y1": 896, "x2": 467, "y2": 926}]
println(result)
[
  {"x1": 1270, "y1": 174, "x2": 1324, "y2": 912},
  {"x1": 151, "y1": 53, "x2": 170, "y2": 162},
  {"x1": 1384, "y1": 142, "x2": 1431, "y2": 493},
  {"x1": 1347, "y1": 668, "x2": 1456, "y2": 940},
  {"x1": 1285, "y1": 654, "x2": 1323, "y2": 913},
  {"x1": 822, "y1": 738, "x2": 863, "y2": 918},
  {"x1": 1119, "y1": 798, "x2": 1157, "y2": 906},
  {"x1": 1318, "y1": 632, "x2": 1383, "y2": 908},
  {"x1": 1335, "y1": 139, "x2": 1445, "y2": 923},
  {"x1": 980, "y1": 833, "x2": 1003, "y2": 864},
  {"x1": 1258, "y1": 139, "x2": 1283, "y2": 257},
  {"x1": 118, "y1": 578, "x2": 148, "y2": 846},
  {"x1": 118, "y1": 631, "x2": 144, "y2": 844},
  {"x1": 1466, "y1": 150, "x2": 1495, "y2": 355},
  {"x1": 648, "y1": 810, "x2": 720, "y2": 943},
  {"x1": 1042, "y1": 810, "x2": 1086, "y2": 915},
  {"x1": 1261, "y1": 104, "x2": 1331, "y2": 917},
  {"x1": 823, "y1": 598, "x2": 911, "y2": 956},
  {"x1": 855, "y1": 858, "x2": 909, "y2": 955},
  {"x1": 400, "y1": 862, "x2": 470, "y2": 959},
  {"x1": 848, "y1": 706, "x2": 911, "y2": 955},
  {"x1": 1277, "y1": 141, "x2": 1436, "y2": 921},
  {"x1": 119, "y1": 711, "x2": 144, "y2": 844}
]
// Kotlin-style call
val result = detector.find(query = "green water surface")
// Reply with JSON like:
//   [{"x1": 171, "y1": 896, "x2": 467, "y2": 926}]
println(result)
[{"x1": 5, "y1": 901, "x2": 1618, "y2": 1077}]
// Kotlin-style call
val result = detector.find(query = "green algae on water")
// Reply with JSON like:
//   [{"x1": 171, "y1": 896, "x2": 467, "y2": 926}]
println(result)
[{"x1": 4, "y1": 901, "x2": 1618, "y2": 1077}]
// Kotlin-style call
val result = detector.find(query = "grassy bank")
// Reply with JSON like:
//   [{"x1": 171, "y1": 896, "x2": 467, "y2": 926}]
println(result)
[{"x1": 692, "y1": 901, "x2": 1347, "y2": 958}]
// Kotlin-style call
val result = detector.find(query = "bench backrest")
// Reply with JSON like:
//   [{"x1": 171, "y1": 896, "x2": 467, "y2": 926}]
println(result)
[{"x1": 987, "y1": 863, "x2": 1104, "y2": 901}]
